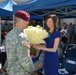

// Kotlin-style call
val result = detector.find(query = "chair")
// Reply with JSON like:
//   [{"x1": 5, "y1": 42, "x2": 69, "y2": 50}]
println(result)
[
  {"x1": 68, "y1": 44, "x2": 76, "y2": 50},
  {"x1": 65, "y1": 50, "x2": 76, "y2": 58},
  {"x1": 62, "y1": 57, "x2": 76, "y2": 74}
]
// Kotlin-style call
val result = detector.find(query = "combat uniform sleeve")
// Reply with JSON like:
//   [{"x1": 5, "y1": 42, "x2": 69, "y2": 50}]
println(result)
[
  {"x1": 16, "y1": 33, "x2": 35, "y2": 72},
  {"x1": 6, "y1": 33, "x2": 19, "y2": 62}
]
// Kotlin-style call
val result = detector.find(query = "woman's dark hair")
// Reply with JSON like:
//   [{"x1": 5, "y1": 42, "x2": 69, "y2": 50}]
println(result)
[{"x1": 45, "y1": 14, "x2": 58, "y2": 34}]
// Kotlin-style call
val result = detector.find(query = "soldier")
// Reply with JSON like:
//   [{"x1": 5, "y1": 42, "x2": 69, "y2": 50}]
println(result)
[{"x1": 5, "y1": 10, "x2": 35, "y2": 75}]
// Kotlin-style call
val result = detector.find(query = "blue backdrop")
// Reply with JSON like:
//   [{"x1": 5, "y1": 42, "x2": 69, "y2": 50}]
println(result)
[{"x1": 13, "y1": 0, "x2": 76, "y2": 18}]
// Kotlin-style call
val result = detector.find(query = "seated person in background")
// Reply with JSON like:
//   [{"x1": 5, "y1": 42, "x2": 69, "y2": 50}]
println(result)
[
  {"x1": 30, "y1": 47, "x2": 41, "y2": 63},
  {"x1": 34, "y1": 51, "x2": 44, "y2": 69},
  {"x1": 58, "y1": 41, "x2": 65, "y2": 58},
  {"x1": 30, "y1": 45, "x2": 44, "y2": 75},
  {"x1": 34, "y1": 51, "x2": 44, "y2": 75},
  {"x1": 0, "y1": 31, "x2": 7, "y2": 68},
  {"x1": 58, "y1": 31, "x2": 67, "y2": 62},
  {"x1": 61, "y1": 31, "x2": 68, "y2": 44},
  {"x1": 31, "y1": 50, "x2": 41, "y2": 59}
]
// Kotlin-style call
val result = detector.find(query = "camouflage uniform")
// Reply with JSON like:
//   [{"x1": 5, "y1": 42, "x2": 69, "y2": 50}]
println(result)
[{"x1": 5, "y1": 27, "x2": 35, "y2": 75}]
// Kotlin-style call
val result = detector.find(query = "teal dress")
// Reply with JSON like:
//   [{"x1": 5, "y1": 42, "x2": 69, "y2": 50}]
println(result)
[{"x1": 44, "y1": 31, "x2": 61, "y2": 75}]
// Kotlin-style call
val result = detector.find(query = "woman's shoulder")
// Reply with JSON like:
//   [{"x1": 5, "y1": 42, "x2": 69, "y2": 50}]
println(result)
[
  {"x1": 54, "y1": 30, "x2": 61, "y2": 34},
  {"x1": 53, "y1": 30, "x2": 61, "y2": 38}
]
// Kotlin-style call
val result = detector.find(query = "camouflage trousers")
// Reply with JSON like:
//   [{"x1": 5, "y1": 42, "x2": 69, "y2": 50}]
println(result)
[
  {"x1": 4, "y1": 72, "x2": 31, "y2": 75},
  {"x1": 4, "y1": 71, "x2": 38, "y2": 75}
]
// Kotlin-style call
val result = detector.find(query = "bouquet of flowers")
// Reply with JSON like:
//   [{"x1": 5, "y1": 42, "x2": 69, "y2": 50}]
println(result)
[{"x1": 23, "y1": 25, "x2": 49, "y2": 44}]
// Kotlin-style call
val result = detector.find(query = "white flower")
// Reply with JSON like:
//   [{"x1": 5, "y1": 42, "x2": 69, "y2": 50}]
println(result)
[{"x1": 23, "y1": 25, "x2": 48, "y2": 44}]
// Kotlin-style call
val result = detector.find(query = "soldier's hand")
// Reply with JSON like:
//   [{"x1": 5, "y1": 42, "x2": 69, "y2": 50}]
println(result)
[{"x1": 23, "y1": 42, "x2": 30, "y2": 48}]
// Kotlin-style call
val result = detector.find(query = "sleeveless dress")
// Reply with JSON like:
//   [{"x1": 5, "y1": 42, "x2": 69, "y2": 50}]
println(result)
[{"x1": 44, "y1": 31, "x2": 61, "y2": 75}]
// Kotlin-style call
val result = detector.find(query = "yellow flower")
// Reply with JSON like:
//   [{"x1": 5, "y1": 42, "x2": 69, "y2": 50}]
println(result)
[{"x1": 23, "y1": 25, "x2": 49, "y2": 44}]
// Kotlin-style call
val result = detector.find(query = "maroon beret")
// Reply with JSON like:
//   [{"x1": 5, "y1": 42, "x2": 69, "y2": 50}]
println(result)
[{"x1": 15, "y1": 10, "x2": 30, "y2": 21}]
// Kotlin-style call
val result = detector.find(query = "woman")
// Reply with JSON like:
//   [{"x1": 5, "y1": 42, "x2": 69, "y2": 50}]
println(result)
[{"x1": 33, "y1": 14, "x2": 61, "y2": 75}]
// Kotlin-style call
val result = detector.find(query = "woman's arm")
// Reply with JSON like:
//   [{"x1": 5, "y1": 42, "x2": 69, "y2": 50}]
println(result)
[{"x1": 34, "y1": 38, "x2": 60, "y2": 52}]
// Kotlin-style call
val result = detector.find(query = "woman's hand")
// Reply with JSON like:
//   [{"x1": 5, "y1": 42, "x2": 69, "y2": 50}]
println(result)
[
  {"x1": 30, "y1": 43, "x2": 34, "y2": 46},
  {"x1": 33, "y1": 44, "x2": 41, "y2": 50},
  {"x1": 23, "y1": 42, "x2": 30, "y2": 48}
]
